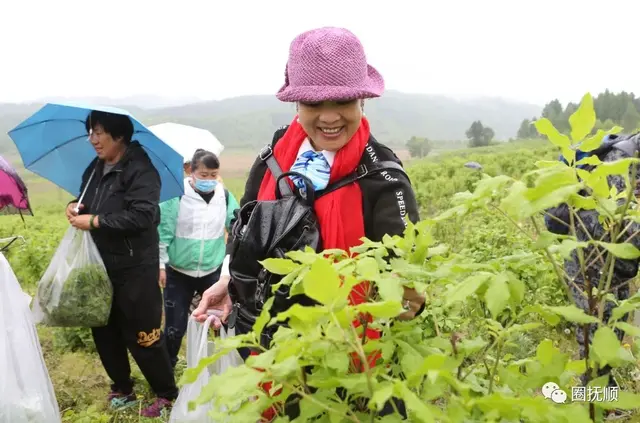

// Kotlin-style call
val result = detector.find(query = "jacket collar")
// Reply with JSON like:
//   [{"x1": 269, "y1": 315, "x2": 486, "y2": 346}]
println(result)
[
  {"x1": 92, "y1": 141, "x2": 145, "y2": 176},
  {"x1": 297, "y1": 138, "x2": 335, "y2": 167}
]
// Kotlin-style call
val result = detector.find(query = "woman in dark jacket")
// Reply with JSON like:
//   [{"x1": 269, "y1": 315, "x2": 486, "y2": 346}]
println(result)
[
  {"x1": 66, "y1": 111, "x2": 177, "y2": 418},
  {"x1": 193, "y1": 27, "x2": 425, "y2": 420}
]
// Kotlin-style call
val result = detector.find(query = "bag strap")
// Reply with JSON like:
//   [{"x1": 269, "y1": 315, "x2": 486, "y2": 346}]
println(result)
[
  {"x1": 316, "y1": 160, "x2": 407, "y2": 198},
  {"x1": 195, "y1": 315, "x2": 216, "y2": 364},
  {"x1": 258, "y1": 144, "x2": 294, "y2": 197}
]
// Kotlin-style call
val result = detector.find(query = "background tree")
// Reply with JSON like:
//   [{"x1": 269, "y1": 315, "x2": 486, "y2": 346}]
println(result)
[
  {"x1": 406, "y1": 136, "x2": 432, "y2": 158},
  {"x1": 466, "y1": 121, "x2": 495, "y2": 148},
  {"x1": 622, "y1": 100, "x2": 640, "y2": 132},
  {"x1": 593, "y1": 118, "x2": 616, "y2": 133},
  {"x1": 517, "y1": 90, "x2": 640, "y2": 138},
  {"x1": 541, "y1": 99, "x2": 567, "y2": 133},
  {"x1": 516, "y1": 118, "x2": 540, "y2": 139}
]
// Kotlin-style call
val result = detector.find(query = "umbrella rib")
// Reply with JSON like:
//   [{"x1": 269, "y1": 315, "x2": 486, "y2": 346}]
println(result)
[{"x1": 25, "y1": 134, "x2": 91, "y2": 167}]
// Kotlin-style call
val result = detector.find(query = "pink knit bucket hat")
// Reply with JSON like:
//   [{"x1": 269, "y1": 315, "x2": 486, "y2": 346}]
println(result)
[{"x1": 276, "y1": 27, "x2": 385, "y2": 103}]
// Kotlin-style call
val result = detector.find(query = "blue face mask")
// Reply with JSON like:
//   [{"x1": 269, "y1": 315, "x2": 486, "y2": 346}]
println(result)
[{"x1": 194, "y1": 177, "x2": 218, "y2": 193}]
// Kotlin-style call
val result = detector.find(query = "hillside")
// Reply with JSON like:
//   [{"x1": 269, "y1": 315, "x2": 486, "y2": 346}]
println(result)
[{"x1": 0, "y1": 91, "x2": 541, "y2": 155}]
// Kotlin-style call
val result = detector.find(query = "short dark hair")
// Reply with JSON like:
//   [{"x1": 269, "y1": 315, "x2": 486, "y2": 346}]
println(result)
[
  {"x1": 191, "y1": 149, "x2": 220, "y2": 172},
  {"x1": 85, "y1": 111, "x2": 134, "y2": 144}
]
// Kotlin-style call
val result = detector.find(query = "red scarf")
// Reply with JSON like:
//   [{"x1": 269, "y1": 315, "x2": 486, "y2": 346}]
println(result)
[
  {"x1": 257, "y1": 116, "x2": 366, "y2": 253},
  {"x1": 253, "y1": 116, "x2": 381, "y2": 421}
]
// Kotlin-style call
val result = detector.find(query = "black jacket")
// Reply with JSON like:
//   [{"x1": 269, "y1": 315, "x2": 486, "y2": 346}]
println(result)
[
  {"x1": 230, "y1": 128, "x2": 421, "y2": 250},
  {"x1": 72, "y1": 141, "x2": 161, "y2": 271}
]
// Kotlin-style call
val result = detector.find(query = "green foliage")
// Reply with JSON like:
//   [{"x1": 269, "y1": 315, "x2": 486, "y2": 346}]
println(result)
[
  {"x1": 622, "y1": 101, "x2": 640, "y2": 133},
  {"x1": 522, "y1": 90, "x2": 640, "y2": 141},
  {"x1": 517, "y1": 118, "x2": 540, "y2": 139},
  {"x1": 38, "y1": 263, "x2": 112, "y2": 327},
  {"x1": 406, "y1": 136, "x2": 432, "y2": 158},
  {"x1": 53, "y1": 327, "x2": 97, "y2": 353},
  {"x1": 466, "y1": 120, "x2": 495, "y2": 148}
]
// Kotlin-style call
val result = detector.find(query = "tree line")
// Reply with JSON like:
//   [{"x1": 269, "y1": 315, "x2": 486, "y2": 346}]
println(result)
[
  {"x1": 404, "y1": 90, "x2": 640, "y2": 158},
  {"x1": 406, "y1": 120, "x2": 497, "y2": 157},
  {"x1": 516, "y1": 90, "x2": 640, "y2": 139}
]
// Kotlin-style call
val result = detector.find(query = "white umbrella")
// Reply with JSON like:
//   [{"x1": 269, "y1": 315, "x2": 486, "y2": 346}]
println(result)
[{"x1": 148, "y1": 122, "x2": 225, "y2": 163}]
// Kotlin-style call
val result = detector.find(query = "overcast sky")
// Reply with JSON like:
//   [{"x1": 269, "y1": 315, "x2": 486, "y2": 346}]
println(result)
[{"x1": 0, "y1": 0, "x2": 635, "y2": 107}]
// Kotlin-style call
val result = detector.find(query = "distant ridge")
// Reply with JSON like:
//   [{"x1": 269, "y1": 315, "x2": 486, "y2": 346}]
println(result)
[{"x1": 0, "y1": 90, "x2": 541, "y2": 154}]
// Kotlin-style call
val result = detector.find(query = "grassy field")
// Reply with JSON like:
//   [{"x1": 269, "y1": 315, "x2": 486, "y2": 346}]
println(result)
[{"x1": 2, "y1": 140, "x2": 640, "y2": 422}]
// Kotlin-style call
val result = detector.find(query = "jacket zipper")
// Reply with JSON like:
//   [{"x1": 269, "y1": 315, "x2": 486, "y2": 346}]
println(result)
[
  {"x1": 90, "y1": 168, "x2": 122, "y2": 211},
  {"x1": 88, "y1": 163, "x2": 130, "y2": 256},
  {"x1": 124, "y1": 237, "x2": 133, "y2": 257}
]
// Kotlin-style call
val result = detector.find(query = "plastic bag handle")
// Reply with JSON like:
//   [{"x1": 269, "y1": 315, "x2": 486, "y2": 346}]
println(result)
[
  {"x1": 196, "y1": 314, "x2": 216, "y2": 359},
  {"x1": 74, "y1": 168, "x2": 96, "y2": 214}
]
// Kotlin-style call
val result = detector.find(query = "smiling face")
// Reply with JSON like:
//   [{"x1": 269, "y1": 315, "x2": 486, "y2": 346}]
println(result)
[
  {"x1": 85, "y1": 111, "x2": 133, "y2": 165},
  {"x1": 297, "y1": 99, "x2": 363, "y2": 152},
  {"x1": 89, "y1": 124, "x2": 126, "y2": 164}
]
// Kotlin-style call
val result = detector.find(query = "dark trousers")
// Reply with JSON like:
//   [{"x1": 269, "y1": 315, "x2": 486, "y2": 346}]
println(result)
[
  {"x1": 92, "y1": 263, "x2": 178, "y2": 400},
  {"x1": 163, "y1": 266, "x2": 221, "y2": 368}
]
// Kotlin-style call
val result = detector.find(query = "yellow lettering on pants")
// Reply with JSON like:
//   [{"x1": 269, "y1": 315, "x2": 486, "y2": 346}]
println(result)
[{"x1": 137, "y1": 328, "x2": 161, "y2": 347}]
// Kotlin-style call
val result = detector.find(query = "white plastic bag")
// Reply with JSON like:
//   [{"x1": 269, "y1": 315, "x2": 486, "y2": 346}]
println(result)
[
  {"x1": 32, "y1": 226, "x2": 112, "y2": 327},
  {"x1": 0, "y1": 252, "x2": 61, "y2": 423},
  {"x1": 170, "y1": 315, "x2": 243, "y2": 423}
]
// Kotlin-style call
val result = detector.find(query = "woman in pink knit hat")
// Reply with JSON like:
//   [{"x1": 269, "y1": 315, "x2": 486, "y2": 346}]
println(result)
[{"x1": 193, "y1": 26, "x2": 424, "y2": 420}]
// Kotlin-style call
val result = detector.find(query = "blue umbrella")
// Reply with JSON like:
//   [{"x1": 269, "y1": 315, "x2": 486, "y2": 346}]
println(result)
[{"x1": 7, "y1": 102, "x2": 184, "y2": 203}]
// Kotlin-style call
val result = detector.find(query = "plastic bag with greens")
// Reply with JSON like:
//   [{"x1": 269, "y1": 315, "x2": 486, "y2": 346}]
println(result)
[
  {"x1": 32, "y1": 226, "x2": 112, "y2": 327},
  {"x1": 0, "y1": 252, "x2": 61, "y2": 423},
  {"x1": 169, "y1": 314, "x2": 242, "y2": 423}
]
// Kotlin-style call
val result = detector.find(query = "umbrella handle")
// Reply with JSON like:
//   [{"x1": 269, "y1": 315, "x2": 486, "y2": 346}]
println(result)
[{"x1": 75, "y1": 168, "x2": 96, "y2": 213}]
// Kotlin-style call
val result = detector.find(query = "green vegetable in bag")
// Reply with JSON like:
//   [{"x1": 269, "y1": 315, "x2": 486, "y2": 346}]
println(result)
[{"x1": 37, "y1": 264, "x2": 112, "y2": 327}]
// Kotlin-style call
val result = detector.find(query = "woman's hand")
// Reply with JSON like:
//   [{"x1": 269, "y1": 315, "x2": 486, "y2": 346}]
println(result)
[
  {"x1": 192, "y1": 276, "x2": 232, "y2": 327},
  {"x1": 69, "y1": 214, "x2": 94, "y2": 231},
  {"x1": 66, "y1": 202, "x2": 83, "y2": 221},
  {"x1": 159, "y1": 269, "x2": 167, "y2": 288},
  {"x1": 397, "y1": 286, "x2": 426, "y2": 321}
]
